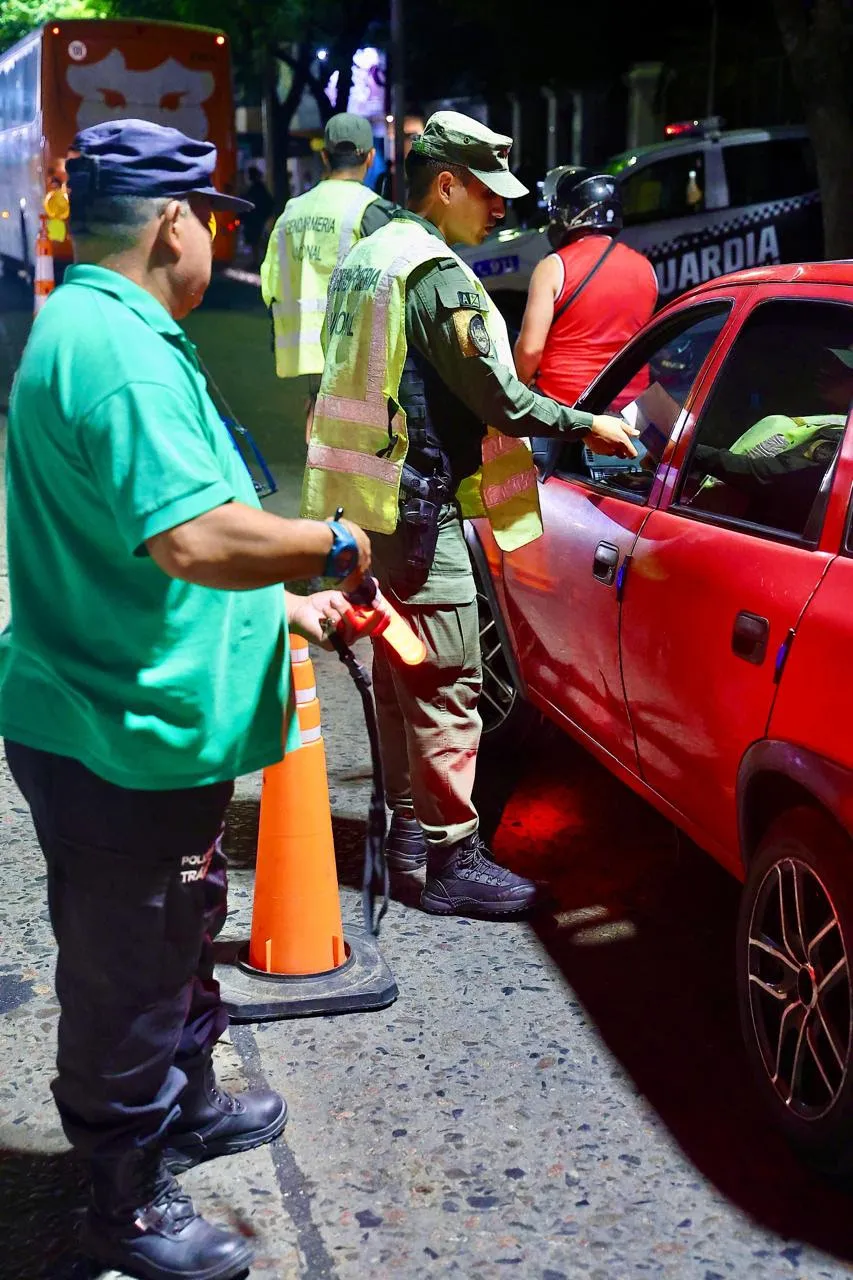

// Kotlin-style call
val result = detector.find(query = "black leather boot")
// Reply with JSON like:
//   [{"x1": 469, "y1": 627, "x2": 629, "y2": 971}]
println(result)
[
  {"x1": 385, "y1": 809, "x2": 427, "y2": 872},
  {"x1": 421, "y1": 832, "x2": 538, "y2": 917},
  {"x1": 82, "y1": 1146, "x2": 253, "y2": 1280},
  {"x1": 164, "y1": 1054, "x2": 288, "y2": 1173}
]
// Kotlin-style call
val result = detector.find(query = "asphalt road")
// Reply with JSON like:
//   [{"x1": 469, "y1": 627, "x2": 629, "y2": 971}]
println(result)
[{"x1": 2, "y1": 263, "x2": 853, "y2": 1278}]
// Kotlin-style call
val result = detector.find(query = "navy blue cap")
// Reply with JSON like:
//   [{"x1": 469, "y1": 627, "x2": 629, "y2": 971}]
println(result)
[{"x1": 67, "y1": 119, "x2": 253, "y2": 216}]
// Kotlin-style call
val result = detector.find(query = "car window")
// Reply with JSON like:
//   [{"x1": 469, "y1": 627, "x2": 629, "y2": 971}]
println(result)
[
  {"x1": 723, "y1": 138, "x2": 817, "y2": 208},
  {"x1": 620, "y1": 151, "x2": 706, "y2": 227},
  {"x1": 677, "y1": 299, "x2": 853, "y2": 541},
  {"x1": 551, "y1": 302, "x2": 731, "y2": 498}
]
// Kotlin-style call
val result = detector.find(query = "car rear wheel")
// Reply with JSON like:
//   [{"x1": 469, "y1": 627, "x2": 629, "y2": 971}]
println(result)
[{"x1": 736, "y1": 805, "x2": 853, "y2": 1174}]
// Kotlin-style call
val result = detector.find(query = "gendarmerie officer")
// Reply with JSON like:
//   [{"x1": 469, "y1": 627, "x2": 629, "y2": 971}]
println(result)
[{"x1": 302, "y1": 111, "x2": 638, "y2": 919}]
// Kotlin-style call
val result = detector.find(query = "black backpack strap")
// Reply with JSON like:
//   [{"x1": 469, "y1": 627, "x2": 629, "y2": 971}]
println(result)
[{"x1": 552, "y1": 238, "x2": 619, "y2": 325}]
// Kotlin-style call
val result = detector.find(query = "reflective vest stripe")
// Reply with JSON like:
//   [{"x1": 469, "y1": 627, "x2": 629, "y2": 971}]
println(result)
[
  {"x1": 314, "y1": 394, "x2": 387, "y2": 428},
  {"x1": 482, "y1": 466, "x2": 538, "y2": 508},
  {"x1": 276, "y1": 325, "x2": 322, "y2": 350},
  {"x1": 306, "y1": 442, "x2": 398, "y2": 483},
  {"x1": 309, "y1": 246, "x2": 437, "y2": 462},
  {"x1": 337, "y1": 204, "x2": 363, "y2": 263}
]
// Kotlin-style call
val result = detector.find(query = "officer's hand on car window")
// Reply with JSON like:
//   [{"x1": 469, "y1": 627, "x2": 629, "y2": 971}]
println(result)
[
  {"x1": 585, "y1": 415, "x2": 640, "y2": 459},
  {"x1": 338, "y1": 518, "x2": 372, "y2": 592}
]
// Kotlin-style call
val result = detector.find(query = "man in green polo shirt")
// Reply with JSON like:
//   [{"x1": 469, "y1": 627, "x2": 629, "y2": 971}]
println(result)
[{"x1": 0, "y1": 120, "x2": 374, "y2": 1280}]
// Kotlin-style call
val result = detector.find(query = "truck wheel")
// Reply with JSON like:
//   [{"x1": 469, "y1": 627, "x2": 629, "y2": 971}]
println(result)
[{"x1": 736, "y1": 805, "x2": 853, "y2": 1174}]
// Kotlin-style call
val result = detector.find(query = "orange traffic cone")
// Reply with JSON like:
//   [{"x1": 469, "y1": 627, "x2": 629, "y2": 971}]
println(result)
[
  {"x1": 248, "y1": 635, "x2": 345, "y2": 975},
  {"x1": 34, "y1": 215, "x2": 54, "y2": 316},
  {"x1": 215, "y1": 634, "x2": 398, "y2": 1022}
]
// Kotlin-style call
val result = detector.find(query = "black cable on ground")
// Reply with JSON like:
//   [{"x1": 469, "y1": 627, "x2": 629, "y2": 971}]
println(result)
[{"x1": 327, "y1": 635, "x2": 390, "y2": 937}]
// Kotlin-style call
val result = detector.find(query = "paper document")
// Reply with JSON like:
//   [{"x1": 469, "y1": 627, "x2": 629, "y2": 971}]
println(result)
[{"x1": 620, "y1": 382, "x2": 681, "y2": 462}]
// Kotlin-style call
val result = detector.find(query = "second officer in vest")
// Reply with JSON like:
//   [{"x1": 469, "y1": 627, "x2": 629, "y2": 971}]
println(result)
[
  {"x1": 261, "y1": 112, "x2": 397, "y2": 441},
  {"x1": 303, "y1": 111, "x2": 639, "y2": 918}
]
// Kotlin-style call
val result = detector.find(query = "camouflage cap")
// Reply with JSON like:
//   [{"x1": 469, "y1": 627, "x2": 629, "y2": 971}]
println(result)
[{"x1": 410, "y1": 110, "x2": 528, "y2": 199}]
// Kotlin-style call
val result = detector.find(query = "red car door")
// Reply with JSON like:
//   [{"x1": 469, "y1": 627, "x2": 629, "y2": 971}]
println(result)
[
  {"x1": 619, "y1": 292, "x2": 853, "y2": 872},
  {"x1": 500, "y1": 301, "x2": 734, "y2": 770}
]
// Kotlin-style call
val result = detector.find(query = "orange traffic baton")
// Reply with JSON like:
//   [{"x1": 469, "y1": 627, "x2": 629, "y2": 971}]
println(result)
[
  {"x1": 33, "y1": 215, "x2": 55, "y2": 315},
  {"x1": 216, "y1": 633, "x2": 398, "y2": 1021}
]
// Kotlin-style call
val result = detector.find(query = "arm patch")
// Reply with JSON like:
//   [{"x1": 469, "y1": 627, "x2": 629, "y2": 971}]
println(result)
[{"x1": 452, "y1": 309, "x2": 492, "y2": 358}]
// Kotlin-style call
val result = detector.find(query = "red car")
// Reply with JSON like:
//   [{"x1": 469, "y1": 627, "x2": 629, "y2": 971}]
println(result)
[{"x1": 469, "y1": 262, "x2": 853, "y2": 1172}]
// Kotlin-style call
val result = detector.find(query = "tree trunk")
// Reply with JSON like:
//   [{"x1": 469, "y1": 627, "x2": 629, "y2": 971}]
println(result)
[
  {"x1": 772, "y1": 0, "x2": 853, "y2": 258},
  {"x1": 806, "y1": 98, "x2": 853, "y2": 259}
]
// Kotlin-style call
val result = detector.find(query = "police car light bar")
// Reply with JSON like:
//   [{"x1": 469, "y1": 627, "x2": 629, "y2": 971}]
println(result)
[
  {"x1": 665, "y1": 116, "x2": 724, "y2": 139},
  {"x1": 665, "y1": 120, "x2": 700, "y2": 137}
]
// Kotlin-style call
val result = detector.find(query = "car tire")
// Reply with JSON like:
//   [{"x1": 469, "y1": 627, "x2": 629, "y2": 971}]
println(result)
[
  {"x1": 468, "y1": 540, "x2": 540, "y2": 756},
  {"x1": 736, "y1": 805, "x2": 853, "y2": 1175}
]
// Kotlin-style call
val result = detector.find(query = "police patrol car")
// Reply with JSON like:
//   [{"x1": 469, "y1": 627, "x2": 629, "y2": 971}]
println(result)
[{"x1": 460, "y1": 121, "x2": 822, "y2": 328}]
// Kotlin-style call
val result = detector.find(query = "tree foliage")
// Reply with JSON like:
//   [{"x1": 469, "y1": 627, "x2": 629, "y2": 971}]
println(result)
[{"x1": 0, "y1": 0, "x2": 111, "y2": 55}]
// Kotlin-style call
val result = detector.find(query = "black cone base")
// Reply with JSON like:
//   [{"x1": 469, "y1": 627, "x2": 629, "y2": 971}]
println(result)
[{"x1": 214, "y1": 927, "x2": 398, "y2": 1023}]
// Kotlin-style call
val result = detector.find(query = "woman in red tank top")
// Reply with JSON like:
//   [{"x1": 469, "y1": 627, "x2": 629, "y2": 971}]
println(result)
[{"x1": 514, "y1": 168, "x2": 658, "y2": 410}]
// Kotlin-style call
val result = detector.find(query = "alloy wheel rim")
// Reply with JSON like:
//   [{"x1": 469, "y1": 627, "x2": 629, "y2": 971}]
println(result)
[
  {"x1": 747, "y1": 856, "x2": 851, "y2": 1120},
  {"x1": 475, "y1": 585, "x2": 517, "y2": 734}
]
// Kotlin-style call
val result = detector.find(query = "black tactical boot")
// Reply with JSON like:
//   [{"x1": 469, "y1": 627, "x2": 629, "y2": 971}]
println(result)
[
  {"x1": 385, "y1": 809, "x2": 427, "y2": 872},
  {"x1": 164, "y1": 1054, "x2": 288, "y2": 1173},
  {"x1": 421, "y1": 832, "x2": 538, "y2": 918},
  {"x1": 82, "y1": 1146, "x2": 253, "y2": 1280}
]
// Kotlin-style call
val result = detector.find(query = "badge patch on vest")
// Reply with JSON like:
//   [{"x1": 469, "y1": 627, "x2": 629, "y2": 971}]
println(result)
[
  {"x1": 457, "y1": 290, "x2": 481, "y2": 309},
  {"x1": 453, "y1": 310, "x2": 491, "y2": 358}
]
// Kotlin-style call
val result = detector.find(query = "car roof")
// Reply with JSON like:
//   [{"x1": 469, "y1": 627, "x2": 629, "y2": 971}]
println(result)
[
  {"x1": 606, "y1": 125, "x2": 809, "y2": 173},
  {"x1": 661, "y1": 260, "x2": 853, "y2": 311}
]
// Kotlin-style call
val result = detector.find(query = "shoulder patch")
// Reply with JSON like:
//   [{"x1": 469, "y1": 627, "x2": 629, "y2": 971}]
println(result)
[
  {"x1": 433, "y1": 266, "x2": 487, "y2": 313},
  {"x1": 452, "y1": 309, "x2": 492, "y2": 358}
]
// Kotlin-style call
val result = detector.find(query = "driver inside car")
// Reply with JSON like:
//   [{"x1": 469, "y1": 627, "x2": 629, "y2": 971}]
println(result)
[{"x1": 686, "y1": 345, "x2": 853, "y2": 535}]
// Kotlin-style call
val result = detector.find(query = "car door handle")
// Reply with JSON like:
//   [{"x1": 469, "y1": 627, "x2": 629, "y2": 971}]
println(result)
[
  {"x1": 592, "y1": 541, "x2": 620, "y2": 585},
  {"x1": 732, "y1": 611, "x2": 769, "y2": 664}
]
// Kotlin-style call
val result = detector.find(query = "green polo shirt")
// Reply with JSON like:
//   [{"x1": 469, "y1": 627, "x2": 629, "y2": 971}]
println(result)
[{"x1": 0, "y1": 265, "x2": 299, "y2": 790}]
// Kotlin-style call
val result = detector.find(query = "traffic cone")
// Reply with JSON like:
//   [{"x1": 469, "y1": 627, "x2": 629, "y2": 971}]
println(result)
[
  {"x1": 33, "y1": 215, "x2": 54, "y2": 315},
  {"x1": 215, "y1": 634, "x2": 398, "y2": 1022}
]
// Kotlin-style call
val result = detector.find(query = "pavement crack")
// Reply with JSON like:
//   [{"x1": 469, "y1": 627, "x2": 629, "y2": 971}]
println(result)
[{"x1": 230, "y1": 1022, "x2": 339, "y2": 1279}]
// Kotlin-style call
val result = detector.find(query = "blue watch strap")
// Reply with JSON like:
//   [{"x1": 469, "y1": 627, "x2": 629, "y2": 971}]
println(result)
[{"x1": 324, "y1": 520, "x2": 359, "y2": 582}]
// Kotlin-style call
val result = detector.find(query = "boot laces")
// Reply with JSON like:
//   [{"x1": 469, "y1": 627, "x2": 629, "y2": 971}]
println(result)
[
  {"x1": 456, "y1": 834, "x2": 507, "y2": 881},
  {"x1": 203, "y1": 1059, "x2": 242, "y2": 1114},
  {"x1": 123, "y1": 1149, "x2": 196, "y2": 1236},
  {"x1": 139, "y1": 1178, "x2": 198, "y2": 1236},
  {"x1": 210, "y1": 1078, "x2": 242, "y2": 1115}
]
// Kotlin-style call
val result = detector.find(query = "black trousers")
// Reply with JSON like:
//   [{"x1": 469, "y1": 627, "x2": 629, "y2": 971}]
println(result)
[{"x1": 5, "y1": 740, "x2": 233, "y2": 1159}]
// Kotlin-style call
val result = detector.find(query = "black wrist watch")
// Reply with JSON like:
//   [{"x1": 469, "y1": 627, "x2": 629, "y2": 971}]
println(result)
[{"x1": 324, "y1": 520, "x2": 359, "y2": 582}]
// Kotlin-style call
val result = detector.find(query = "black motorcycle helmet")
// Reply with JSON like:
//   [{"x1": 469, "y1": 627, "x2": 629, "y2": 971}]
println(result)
[{"x1": 542, "y1": 166, "x2": 622, "y2": 249}]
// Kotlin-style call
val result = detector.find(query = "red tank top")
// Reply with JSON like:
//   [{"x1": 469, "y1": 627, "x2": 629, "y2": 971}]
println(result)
[{"x1": 535, "y1": 235, "x2": 658, "y2": 410}]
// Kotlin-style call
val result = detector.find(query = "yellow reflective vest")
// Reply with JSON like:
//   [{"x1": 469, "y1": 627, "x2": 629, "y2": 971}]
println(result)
[
  {"x1": 300, "y1": 218, "x2": 543, "y2": 553},
  {"x1": 260, "y1": 179, "x2": 381, "y2": 378}
]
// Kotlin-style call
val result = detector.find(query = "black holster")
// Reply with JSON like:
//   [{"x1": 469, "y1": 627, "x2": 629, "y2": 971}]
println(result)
[{"x1": 398, "y1": 464, "x2": 451, "y2": 575}]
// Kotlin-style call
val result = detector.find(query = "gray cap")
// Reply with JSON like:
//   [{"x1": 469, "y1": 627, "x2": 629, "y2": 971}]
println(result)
[
  {"x1": 323, "y1": 113, "x2": 374, "y2": 156},
  {"x1": 410, "y1": 110, "x2": 528, "y2": 199}
]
